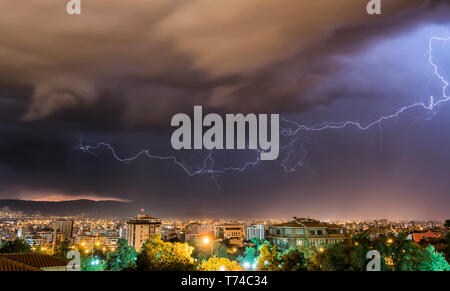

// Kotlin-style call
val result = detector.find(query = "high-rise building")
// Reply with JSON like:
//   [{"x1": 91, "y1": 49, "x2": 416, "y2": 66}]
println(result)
[
  {"x1": 126, "y1": 214, "x2": 161, "y2": 252},
  {"x1": 246, "y1": 224, "x2": 265, "y2": 240},
  {"x1": 52, "y1": 220, "x2": 73, "y2": 239}
]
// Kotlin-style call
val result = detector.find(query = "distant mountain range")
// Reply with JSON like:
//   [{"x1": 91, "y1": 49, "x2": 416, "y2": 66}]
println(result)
[{"x1": 0, "y1": 199, "x2": 139, "y2": 218}]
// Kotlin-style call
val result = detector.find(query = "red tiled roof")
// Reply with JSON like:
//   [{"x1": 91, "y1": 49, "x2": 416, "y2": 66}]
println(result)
[
  {"x1": 0, "y1": 257, "x2": 42, "y2": 271},
  {"x1": 0, "y1": 253, "x2": 69, "y2": 268},
  {"x1": 412, "y1": 230, "x2": 440, "y2": 243}
]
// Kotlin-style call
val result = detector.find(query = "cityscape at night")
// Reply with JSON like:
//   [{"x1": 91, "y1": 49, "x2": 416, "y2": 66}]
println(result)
[{"x1": 0, "y1": 0, "x2": 449, "y2": 283}]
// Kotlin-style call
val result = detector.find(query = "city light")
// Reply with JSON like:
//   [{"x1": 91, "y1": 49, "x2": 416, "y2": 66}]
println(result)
[
  {"x1": 219, "y1": 266, "x2": 226, "y2": 271},
  {"x1": 202, "y1": 237, "x2": 210, "y2": 245},
  {"x1": 243, "y1": 261, "x2": 250, "y2": 269}
]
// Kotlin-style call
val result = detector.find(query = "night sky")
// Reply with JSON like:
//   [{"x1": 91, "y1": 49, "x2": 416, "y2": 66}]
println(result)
[{"x1": 0, "y1": 1, "x2": 450, "y2": 220}]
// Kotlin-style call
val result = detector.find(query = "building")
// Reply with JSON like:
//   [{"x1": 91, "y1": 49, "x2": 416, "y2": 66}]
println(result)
[
  {"x1": 267, "y1": 217, "x2": 351, "y2": 249},
  {"x1": 52, "y1": 220, "x2": 73, "y2": 239},
  {"x1": 411, "y1": 230, "x2": 441, "y2": 243},
  {"x1": 246, "y1": 224, "x2": 265, "y2": 241},
  {"x1": 126, "y1": 214, "x2": 161, "y2": 252},
  {"x1": 184, "y1": 223, "x2": 211, "y2": 242},
  {"x1": 0, "y1": 253, "x2": 68, "y2": 271},
  {"x1": 213, "y1": 225, "x2": 245, "y2": 240}
]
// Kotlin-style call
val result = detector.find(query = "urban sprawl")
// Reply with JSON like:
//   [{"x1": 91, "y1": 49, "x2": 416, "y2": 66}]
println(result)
[{"x1": 0, "y1": 208, "x2": 449, "y2": 271}]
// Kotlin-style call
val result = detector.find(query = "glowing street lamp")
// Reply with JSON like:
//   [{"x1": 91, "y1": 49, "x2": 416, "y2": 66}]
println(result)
[
  {"x1": 318, "y1": 247, "x2": 325, "y2": 253},
  {"x1": 387, "y1": 238, "x2": 394, "y2": 244},
  {"x1": 202, "y1": 236, "x2": 213, "y2": 257}
]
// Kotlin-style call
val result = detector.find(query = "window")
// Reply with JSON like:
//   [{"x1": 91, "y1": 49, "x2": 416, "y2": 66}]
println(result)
[
  {"x1": 310, "y1": 229, "x2": 316, "y2": 235},
  {"x1": 296, "y1": 229, "x2": 304, "y2": 236},
  {"x1": 285, "y1": 229, "x2": 291, "y2": 235},
  {"x1": 276, "y1": 228, "x2": 281, "y2": 235},
  {"x1": 339, "y1": 229, "x2": 344, "y2": 234},
  {"x1": 296, "y1": 239, "x2": 303, "y2": 246},
  {"x1": 317, "y1": 230, "x2": 323, "y2": 235}
]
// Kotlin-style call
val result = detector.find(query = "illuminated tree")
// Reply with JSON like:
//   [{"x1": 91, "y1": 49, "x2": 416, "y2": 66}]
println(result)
[
  {"x1": 280, "y1": 246, "x2": 307, "y2": 271},
  {"x1": 257, "y1": 242, "x2": 281, "y2": 271},
  {"x1": 81, "y1": 255, "x2": 104, "y2": 271},
  {"x1": 199, "y1": 257, "x2": 242, "y2": 271},
  {"x1": 104, "y1": 238, "x2": 137, "y2": 271},
  {"x1": 419, "y1": 246, "x2": 450, "y2": 271},
  {"x1": 136, "y1": 235, "x2": 197, "y2": 271}
]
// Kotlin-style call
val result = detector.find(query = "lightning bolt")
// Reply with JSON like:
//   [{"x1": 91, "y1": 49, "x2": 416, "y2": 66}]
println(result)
[{"x1": 77, "y1": 36, "x2": 449, "y2": 180}]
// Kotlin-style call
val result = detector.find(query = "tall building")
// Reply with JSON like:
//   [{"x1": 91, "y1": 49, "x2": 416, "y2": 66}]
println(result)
[
  {"x1": 126, "y1": 214, "x2": 161, "y2": 252},
  {"x1": 246, "y1": 224, "x2": 265, "y2": 240},
  {"x1": 267, "y1": 217, "x2": 351, "y2": 249},
  {"x1": 52, "y1": 220, "x2": 73, "y2": 239}
]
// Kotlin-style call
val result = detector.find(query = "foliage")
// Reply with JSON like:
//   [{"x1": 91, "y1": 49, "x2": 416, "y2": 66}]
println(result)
[
  {"x1": 444, "y1": 219, "x2": 450, "y2": 229},
  {"x1": 81, "y1": 255, "x2": 105, "y2": 271},
  {"x1": 54, "y1": 239, "x2": 71, "y2": 259},
  {"x1": 104, "y1": 238, "x2": 137, "y2": 271},
  {"x1": 279, "y1": 246, "x2": 307, "y2": 271},
  {"x1": 257, "y1": 242, "x2": 281, "y2": 271},
  {"x1": 419, "y1": 246, "x2": 450, "y2": 271},
  {"x1": 0, "y1": 238, "x2": 31, "y2": 253},
  {"x1": 136, "y1": 235, "x2": 197, "y2": 271},
  {"x1": 199, "y1": 257, "x2": 242, "y2": 271}
]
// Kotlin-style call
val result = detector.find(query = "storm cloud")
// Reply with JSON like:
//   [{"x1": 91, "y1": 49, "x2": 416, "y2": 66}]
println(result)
[{"x1": 0, "y1": 0, "x2": 448, "y2": 128}]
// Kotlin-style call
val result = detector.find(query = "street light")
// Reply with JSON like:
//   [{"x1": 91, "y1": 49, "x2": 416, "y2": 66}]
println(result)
[{"x1": 202, "y1": 236, "x2": 213, "y2": 257}]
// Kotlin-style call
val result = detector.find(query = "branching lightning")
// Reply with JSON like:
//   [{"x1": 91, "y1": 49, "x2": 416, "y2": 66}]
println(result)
[{"x1": 77, "y1": 36, "x2": 450, "y2": 180}]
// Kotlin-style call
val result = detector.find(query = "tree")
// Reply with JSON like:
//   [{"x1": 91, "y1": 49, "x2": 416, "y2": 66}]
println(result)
[
  {"x1": 199, "y1": 257, "x2": 242, "y2": 271},
  {"x1": 444, "y1": 220, "x2": 450, "y2": 229},
  {"x1": 81, "y1": 255, "x2": 104, "y2": 271},
  {"x1": 54, "y1": 239, "x2": 70, "y2": 259},
  {"x1": 279, "y1": 246, "x2": 307, "y2": 271},
  {"x1": 419, "y1": 246, "x2": 450, "y2": 271},
  {"x1": 104, "y1": 238, "x2": 137, "y2": 271},
  {"x1": 0, "y1": 238, "x2": 31, "y2": 253},
  {"x1": 136, "y1": 235, "x2": 197, "y2": 271},
  {"x1": 257, "y1": 242, "x2": 281, "y2": 271}
]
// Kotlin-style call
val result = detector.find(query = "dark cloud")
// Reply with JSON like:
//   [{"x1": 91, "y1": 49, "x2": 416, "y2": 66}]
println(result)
[{"x1": 0, "y1": 0, "x2": 448, "y2": 129}]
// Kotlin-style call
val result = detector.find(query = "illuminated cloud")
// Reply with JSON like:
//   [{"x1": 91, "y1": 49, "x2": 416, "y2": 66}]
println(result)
[{"x1": 0, "y1": 0, "x2": 448, "y2": 127}]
